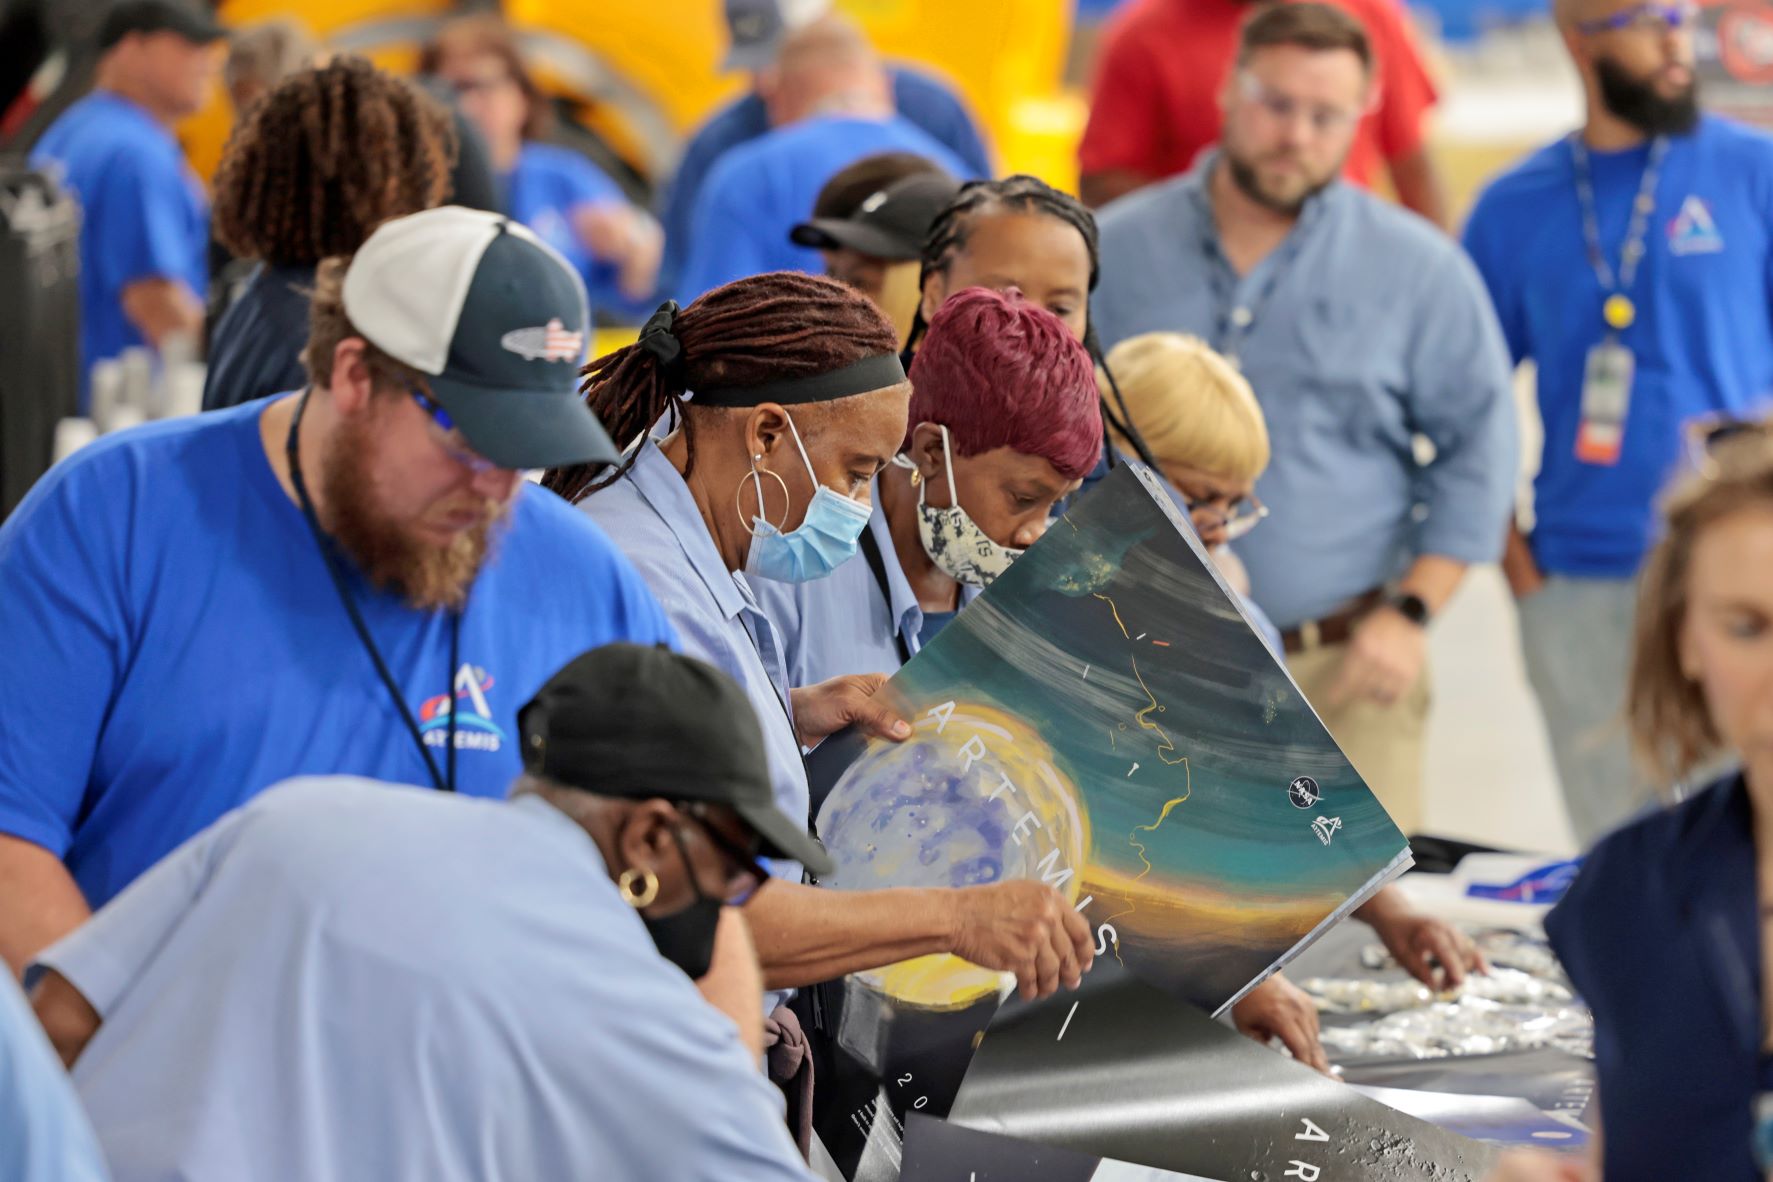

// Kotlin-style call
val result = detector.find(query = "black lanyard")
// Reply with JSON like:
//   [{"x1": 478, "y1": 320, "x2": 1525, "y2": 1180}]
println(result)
[
  {"x1": 1202, "y1": 212, "x2": 1309, "y2": 368},
  {"x1": 286, "y1": 391, "x2": 461, "y2": 791},
  {"x1": 859, "y1": 528, "x2": 914, "y2": 667}
]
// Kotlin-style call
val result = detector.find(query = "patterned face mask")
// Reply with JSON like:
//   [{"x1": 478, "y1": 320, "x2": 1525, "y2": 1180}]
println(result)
[{"x1": 911, "y1": 425, "x2": 1024, "y2": 587}]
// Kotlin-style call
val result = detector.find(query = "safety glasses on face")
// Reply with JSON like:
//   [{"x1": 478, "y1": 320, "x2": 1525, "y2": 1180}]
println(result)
[
  {"x1": 676, "y1": 801, "x2": 770, "y2": 905},
  {"x1": 410, "y1": 390, "x2": 501, "y2": 474},
  {"x1": 1576, "y1": 2, "x2": 1697, "y2": 34},
  {"x1": 1235, "y1": 72, "x2": 1365, "y2": 136},
  {"x1": 1685, "y1": 415, "x2": 1773, "y2": 474},
  {"x1": 1189, "y1": 493, "x2": 1269, "y2": 541}
]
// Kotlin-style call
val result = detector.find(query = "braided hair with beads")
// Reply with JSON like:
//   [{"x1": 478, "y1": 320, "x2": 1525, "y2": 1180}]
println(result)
[
  {"x1": 907, "y1": 176, "x2": 1159, "y2": 469},
  {"x1": 543, "y1": 271, "x2": 901, "y2": 504},
  {"x1": 212, "y1": 56, "x2": 457, "y2": 267}
]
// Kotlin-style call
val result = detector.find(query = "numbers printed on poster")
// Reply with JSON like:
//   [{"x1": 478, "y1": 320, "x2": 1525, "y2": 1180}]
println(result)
[{"x1": 896, "y1": 1073, "x2": 930, "y2": 1111}]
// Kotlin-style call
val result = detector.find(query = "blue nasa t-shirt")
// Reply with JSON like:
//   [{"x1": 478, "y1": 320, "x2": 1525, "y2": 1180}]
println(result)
[
  {"x1": 1463, "y1": 114, "x2": 1773, "y2": 577},
  {"x1": 505, "y1": 142, "x2": 647, "y2": 319},
  {"x1": 0, "y1": 397, "x2": 675, "y2": 908},
  {"x1": 30, "y1": 91, "x2": 209, "y2": 408}
]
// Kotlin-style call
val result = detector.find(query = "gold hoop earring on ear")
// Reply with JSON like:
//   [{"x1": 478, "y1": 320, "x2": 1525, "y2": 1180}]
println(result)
[
  {"x1": 909, "y1": 467, "x2": 923, "y2": 488},
  {"x1": 617, "y1": 868, "x2": 660, "y2": 909},
  {"x1": 734, "y1": 455, "x2": 792, "y2": 536}
]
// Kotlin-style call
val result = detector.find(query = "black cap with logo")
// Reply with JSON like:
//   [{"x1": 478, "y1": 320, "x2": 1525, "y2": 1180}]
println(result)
[
  {"x1": 519, "y1": 644, "x2": 833, "y2": 876},
  {"x1": 791, "y1": 172, "x2": 963, "y2": 262}
]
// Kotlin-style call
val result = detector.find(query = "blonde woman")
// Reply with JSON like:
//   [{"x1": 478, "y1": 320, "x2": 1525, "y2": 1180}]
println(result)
[
  {"x1": 1490, "y1": 430, "x2": 1773, "y2": 1182},
  {"x1": 1103, "y1": 331, "x2": 1485, "y2": 997}
]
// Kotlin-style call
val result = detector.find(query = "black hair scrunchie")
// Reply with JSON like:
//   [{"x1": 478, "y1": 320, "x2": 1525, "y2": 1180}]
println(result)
[{"x1": 636, "y1": 300, "x2": 689, "y2": 387}]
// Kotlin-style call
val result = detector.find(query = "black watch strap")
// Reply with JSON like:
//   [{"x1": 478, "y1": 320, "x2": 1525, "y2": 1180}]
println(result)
[{"x1": 1387, "y1": 592, "x2": 1431, "y2": 626}]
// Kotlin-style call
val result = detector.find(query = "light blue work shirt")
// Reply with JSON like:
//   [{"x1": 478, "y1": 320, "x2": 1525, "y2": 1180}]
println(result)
[
  {"x1": 1092, "y1": 153, "x2": 1518, "y2": 629},
  {"x1": 33, "y1": 777, "x2": 811, "y2": 1182},
  {"x1": 578, "y1": 442, "x2": 810, "y2": 889},
  {"x1": 0, "y1": 972, "x2": 108, "y2": 1182},
  {"x1": 751, "y1": 489, "x2": 981, "y2": 686}
]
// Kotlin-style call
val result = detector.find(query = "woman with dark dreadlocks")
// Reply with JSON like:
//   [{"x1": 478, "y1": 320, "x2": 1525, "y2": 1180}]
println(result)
[
  {"x1": 544, "y1": 272, "x2": 1092, "y2": 1053},
  {"x1": 203, "y1": 56, "x2": 455, "y2": 411}
]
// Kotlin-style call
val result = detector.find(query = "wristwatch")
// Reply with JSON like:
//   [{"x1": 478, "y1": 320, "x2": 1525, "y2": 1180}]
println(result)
[{"x1": 1387, "y1": 592, "x2": 1431, "y2": 627}]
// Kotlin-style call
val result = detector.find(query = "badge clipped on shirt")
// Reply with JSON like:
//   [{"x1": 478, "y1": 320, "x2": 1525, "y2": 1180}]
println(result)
[{"x1": 1575, "y1": 336, "x2": 1635, "y2": 466}]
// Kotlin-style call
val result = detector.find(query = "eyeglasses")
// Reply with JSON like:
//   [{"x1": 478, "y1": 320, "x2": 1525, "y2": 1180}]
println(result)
[
  {"x1": 676, "y1": 801, "x2": 771, "y2": 905},
  {"x1": 410, "y1": 390, "x2": 501, "y2": 474},
  {"x1": 1188, "y1": 493, "x2": 1269, "y2": 541},
  {"x1": 1235, "y1": 72, "x2": 1364, "y2": 137},
  {"x1": 1576, "y1": 2, "x2": 1697, "y2": 34}
]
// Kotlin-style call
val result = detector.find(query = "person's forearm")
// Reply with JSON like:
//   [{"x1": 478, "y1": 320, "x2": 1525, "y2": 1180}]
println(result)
[
  {"x1": 742, "y1": 880, "x2": 955, "y2": 991},
  {"x1": 29, "y1": 968, "x2": 100, "y2": 1068},
  {"x1": 1396, "y1": 554, "x2": 1468, "y2": 616},
  {"x1": 697, "y1": 907, "x2": 765, "y2": 1066},
  {"x1": 119, "y1": 278, "x2": 204, "y2": 348},
  {"x1": 1388, "y1": 146, "x2": 1449, "y2": 231},
  {"x1": 0, "y1": 835, "x2": 91, "y2": 978},
  {"x1": 1352, "y1": 883, "x2": 1411, "y2": 926}
]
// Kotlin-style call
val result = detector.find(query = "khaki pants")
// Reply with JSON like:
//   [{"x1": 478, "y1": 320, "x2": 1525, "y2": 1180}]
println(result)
[{"x1": 1287, "y1": 640, "x2": 1431, "y2": 836}]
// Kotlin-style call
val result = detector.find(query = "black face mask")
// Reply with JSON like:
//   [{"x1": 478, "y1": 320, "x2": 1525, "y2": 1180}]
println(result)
[
  {"x1": 639, "y1": 829, "x2": 723, "y2": 980},
  {"x1": 1596, "y1": 55, "x2": 1700, "y2": 136}
]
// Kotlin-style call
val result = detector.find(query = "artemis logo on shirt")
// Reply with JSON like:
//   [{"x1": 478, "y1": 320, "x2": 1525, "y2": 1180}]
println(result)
[
  {"x1": 419, "y1": 664, "x2": 508, "y2": 752},
  {"x1": 1668, "y1": 196, "x2": 1725, "y2": 256}
]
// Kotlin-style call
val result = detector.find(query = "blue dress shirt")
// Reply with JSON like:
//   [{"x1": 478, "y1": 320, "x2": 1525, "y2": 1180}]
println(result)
[
  {"x1": 1092, "y1": 154, "x2": 1517, "y2": 629},
  {"x1": 658, "y1": 68, "x2": 993, "y2": 296},
  {"x1": 0, "y1": 973, "x2": 109, "y2": 1182},
  {"x1": 1545, "y1": 773, "x2": 1768, "y2": 1181},
  {"x1": 751, "y1": 488, "x2": 981, "y2": 686}
]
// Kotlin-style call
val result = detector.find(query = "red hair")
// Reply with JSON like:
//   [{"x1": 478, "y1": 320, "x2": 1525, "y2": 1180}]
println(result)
[{"x1": 907, "y1": 287, "x2": 1102, "y2": 479}]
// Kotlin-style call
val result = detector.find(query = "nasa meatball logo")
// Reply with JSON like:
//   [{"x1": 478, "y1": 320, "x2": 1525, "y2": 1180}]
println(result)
[{"x1": 1287, "y1": 776, "x2": 1322, "y2": 809}]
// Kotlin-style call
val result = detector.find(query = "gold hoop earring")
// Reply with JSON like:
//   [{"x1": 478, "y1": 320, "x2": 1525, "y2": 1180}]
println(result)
[
  {"x1": 908, "y1": 467, "x2": 923, "y2": 487},
  {"x1": 734, "y1": 455, "x2": 792, "y2": 536},
  {"x1": 617, "y1": 867, "x2": 660, "y2": 909}
]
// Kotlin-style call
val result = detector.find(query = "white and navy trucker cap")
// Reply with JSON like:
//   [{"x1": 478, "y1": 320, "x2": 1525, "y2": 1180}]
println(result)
[{"x1": 342, "y1": 206, "x2": 617, "y2": 471}]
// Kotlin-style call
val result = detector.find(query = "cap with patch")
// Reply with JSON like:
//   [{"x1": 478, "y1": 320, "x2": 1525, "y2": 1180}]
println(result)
[
  {"x1": 100, "y1": 0, "x2": 225, "y2": 49},
  {"x1": 342, "y1": 205, "x2": 616, "y2": 471},
  {"x1": 790, "y1": 172, "x2": 963, "y2": 261},
  {"x1": 722, "y1": 0, "x2": 831, "y2": 71},
  {"x1": 519, "y1": 644, "x2": 833, "y2": 876}
]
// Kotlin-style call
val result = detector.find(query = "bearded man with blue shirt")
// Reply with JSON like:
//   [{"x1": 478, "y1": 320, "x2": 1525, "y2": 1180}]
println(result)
[
  {"x1": 1463, "y1": 0, "x2": 1773, "y2": 846},
  {"x1": 0, "y1": 206, "x2": 673, "y2": 975},
  {"x1": 29, "y1": 0, "x2": 220, "y2": 407},
  {"x1": 1092, "y1": 3, "x2": 1517, "y2": 837}
]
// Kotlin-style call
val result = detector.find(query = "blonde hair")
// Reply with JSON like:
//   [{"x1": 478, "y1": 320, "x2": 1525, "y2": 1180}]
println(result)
[
  {"x1": 1628, "y1": 432, "x2": 1773, "y2": 784},
  {"x1": 1100, "y1": 333, "x2": 1270, "y2": 482}
]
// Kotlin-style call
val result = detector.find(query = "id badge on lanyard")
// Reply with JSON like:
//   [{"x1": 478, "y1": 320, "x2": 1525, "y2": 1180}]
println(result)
[{"x1": 1575, "y1": 333, "x2": 1634, "y2": 466}]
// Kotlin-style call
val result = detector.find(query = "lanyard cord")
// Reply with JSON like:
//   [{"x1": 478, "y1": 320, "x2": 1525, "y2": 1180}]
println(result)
[
  {"x1": 1570, "y1": 133, "x2": 1668, "y2": 304},
  {"x1": 1203, "y1": 226, "x2": 1308, "y2": 367},
  {"x1": 858, "y1": 527, "x2": 914, "y2": 667},
  {"x1": 285, "y1": 391, "x2": 461, "y2": 791}
]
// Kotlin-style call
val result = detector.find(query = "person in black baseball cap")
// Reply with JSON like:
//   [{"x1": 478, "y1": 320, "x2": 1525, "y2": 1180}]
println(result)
[{"x1": 98, "y1": 0, "x2": 225, "y2": 50}]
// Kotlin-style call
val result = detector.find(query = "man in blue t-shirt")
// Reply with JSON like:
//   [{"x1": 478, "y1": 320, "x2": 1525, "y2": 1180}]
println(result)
[
  {"x1": 0, "y1": 206, "x2": 674, "y2": 975},
  {"x1": 1463, "y1": 0, "x2": 1773, "y2": 845},
  {"x1": 29, "y1": 0, "x2": 220, "y2": 408},
  {"x1": 662, "y1": 2, "x2": 986, "y2": 299}
]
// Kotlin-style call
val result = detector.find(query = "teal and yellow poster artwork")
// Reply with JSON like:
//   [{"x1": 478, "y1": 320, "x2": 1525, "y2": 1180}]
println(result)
[{"x1": 808, "y1": 463, "x2": 1412, "y2": 1016}]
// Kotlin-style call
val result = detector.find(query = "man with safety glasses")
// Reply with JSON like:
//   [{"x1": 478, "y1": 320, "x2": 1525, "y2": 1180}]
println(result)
[
  {"x1": 29, "y1": 644, "x2": 822, "y2": 1182},
  {"x1": 0, "y1": 207, "x2": 675, "y2": 978},
  {"x1": 1093, "y1": 3, "x2": 1518, "y2": 837},
  {"x1": 1464, "y1": 0, "x2": 1773, "y2": 846}
]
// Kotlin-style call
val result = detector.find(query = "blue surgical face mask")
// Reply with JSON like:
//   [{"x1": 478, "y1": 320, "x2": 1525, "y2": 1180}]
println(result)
[{"x1": 743, "y1": 414, "x2": 872, "y2": 584}]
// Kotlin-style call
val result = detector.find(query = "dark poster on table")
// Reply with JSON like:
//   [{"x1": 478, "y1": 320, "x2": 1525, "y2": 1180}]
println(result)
[
  {"x1": 898, "y1": 1112, "x2": 1229, "y2": 1181},
  {"x1": 946, "y1": 961, "x2": 1499, "y2": 1182},
  {"x1": 803, "y1": 463, "x2": 1412, "y2": 1179}
]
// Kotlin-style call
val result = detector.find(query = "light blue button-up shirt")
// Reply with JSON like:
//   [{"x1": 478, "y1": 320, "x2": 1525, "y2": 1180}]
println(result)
[
  {"x1": 1093, "y1": 154, "x2": 1517, "y2": 629},
  {"x1": 1, "y1": 972, "x2": 109, "y2": 1182},
  {"x1": 579, "y1": 442, "x2": 810, "y2": 886},
  {"x1": 34, "y1": 777, "x2": 812, "y2": 1182},
  {"x1": 750, "y1": 486, "x2": 982, "y2": 687}
]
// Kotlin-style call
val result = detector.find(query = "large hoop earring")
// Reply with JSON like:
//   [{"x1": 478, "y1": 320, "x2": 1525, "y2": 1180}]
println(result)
[
  {"x1": 735, "y1": 454, "x2": 791, "y2": 536},
  {"x1": 618, "y1": 867, "x2": 660, "y2": 909}
]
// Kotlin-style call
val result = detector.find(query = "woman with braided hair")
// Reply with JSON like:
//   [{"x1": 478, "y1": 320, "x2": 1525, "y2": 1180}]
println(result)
[
  {"x1": 545, "y1": 272, "x2": 1093, "y2": 1062},
  {"x1": 203, "y1": 56, "x2": 455, "y2": 411}
]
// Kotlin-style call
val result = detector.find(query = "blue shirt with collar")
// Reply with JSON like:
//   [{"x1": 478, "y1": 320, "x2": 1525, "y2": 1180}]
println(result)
[
  {"x1": 676, "y1": 113, "x2": 972, "y2": 301},
  {"x1": 657, "y1": 68, "x2": 993, "y2": 297},
  {"x1": 34, "y1": 776, "x2": 812, "y2": 1182},
  {"x1": 1463, "y1": 115, "x2": 1773, "y2": 578},
  {"x1": 0, "y1": 971, "x2": 109, "y2": 1182},
  {"x1": 577, "y1": 441, "x2": 810, "y2": 892},
  {"x1": 1092, "y1": 154, "x2": 1518, "y2": 629},
  {"x1": 750, "y1": 487, "x2": 982, "y2": 687},
  {"x1": 1544, "y1": 772, "x2": 1767, "y2": 1181},
  {"x1": 30, "y1": 91, "x2": 209, "y2": 409}
]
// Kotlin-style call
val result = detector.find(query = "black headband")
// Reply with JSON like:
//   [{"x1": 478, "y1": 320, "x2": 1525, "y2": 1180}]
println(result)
[{"x1": 693, "y1": 352, "x2": 907, "y2": 408}]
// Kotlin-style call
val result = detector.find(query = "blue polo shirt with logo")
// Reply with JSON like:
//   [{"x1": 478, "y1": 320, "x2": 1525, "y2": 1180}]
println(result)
[
  {"x1": 0, "y1": 397, "x2": 675, "y2": 908},
  {"x1": 1463, "y1": 114, "x2": 1773, "y2": 576}
]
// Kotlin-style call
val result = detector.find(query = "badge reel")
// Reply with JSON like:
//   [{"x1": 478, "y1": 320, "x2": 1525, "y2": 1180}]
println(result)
[{"x1": 1575, "y1": 294, "x2": 1637, "y2": 467}]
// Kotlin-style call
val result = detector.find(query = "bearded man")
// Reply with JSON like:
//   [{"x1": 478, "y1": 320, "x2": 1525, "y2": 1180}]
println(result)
[
  {"x1": 1091, "y1": 3, "x2": 1517, "y2": 837},
  {"x1": 1463, "y1": 0, "x2": 1773, "y2": 846},
  {"x1": 0, "y1": 207, "x2": 674, "y2": 974}
]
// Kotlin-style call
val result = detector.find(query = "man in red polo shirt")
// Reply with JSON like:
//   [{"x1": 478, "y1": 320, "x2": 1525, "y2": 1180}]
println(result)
[{"x1": 1078, "y1": 0, "x2": 1447, "y2": 226}]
